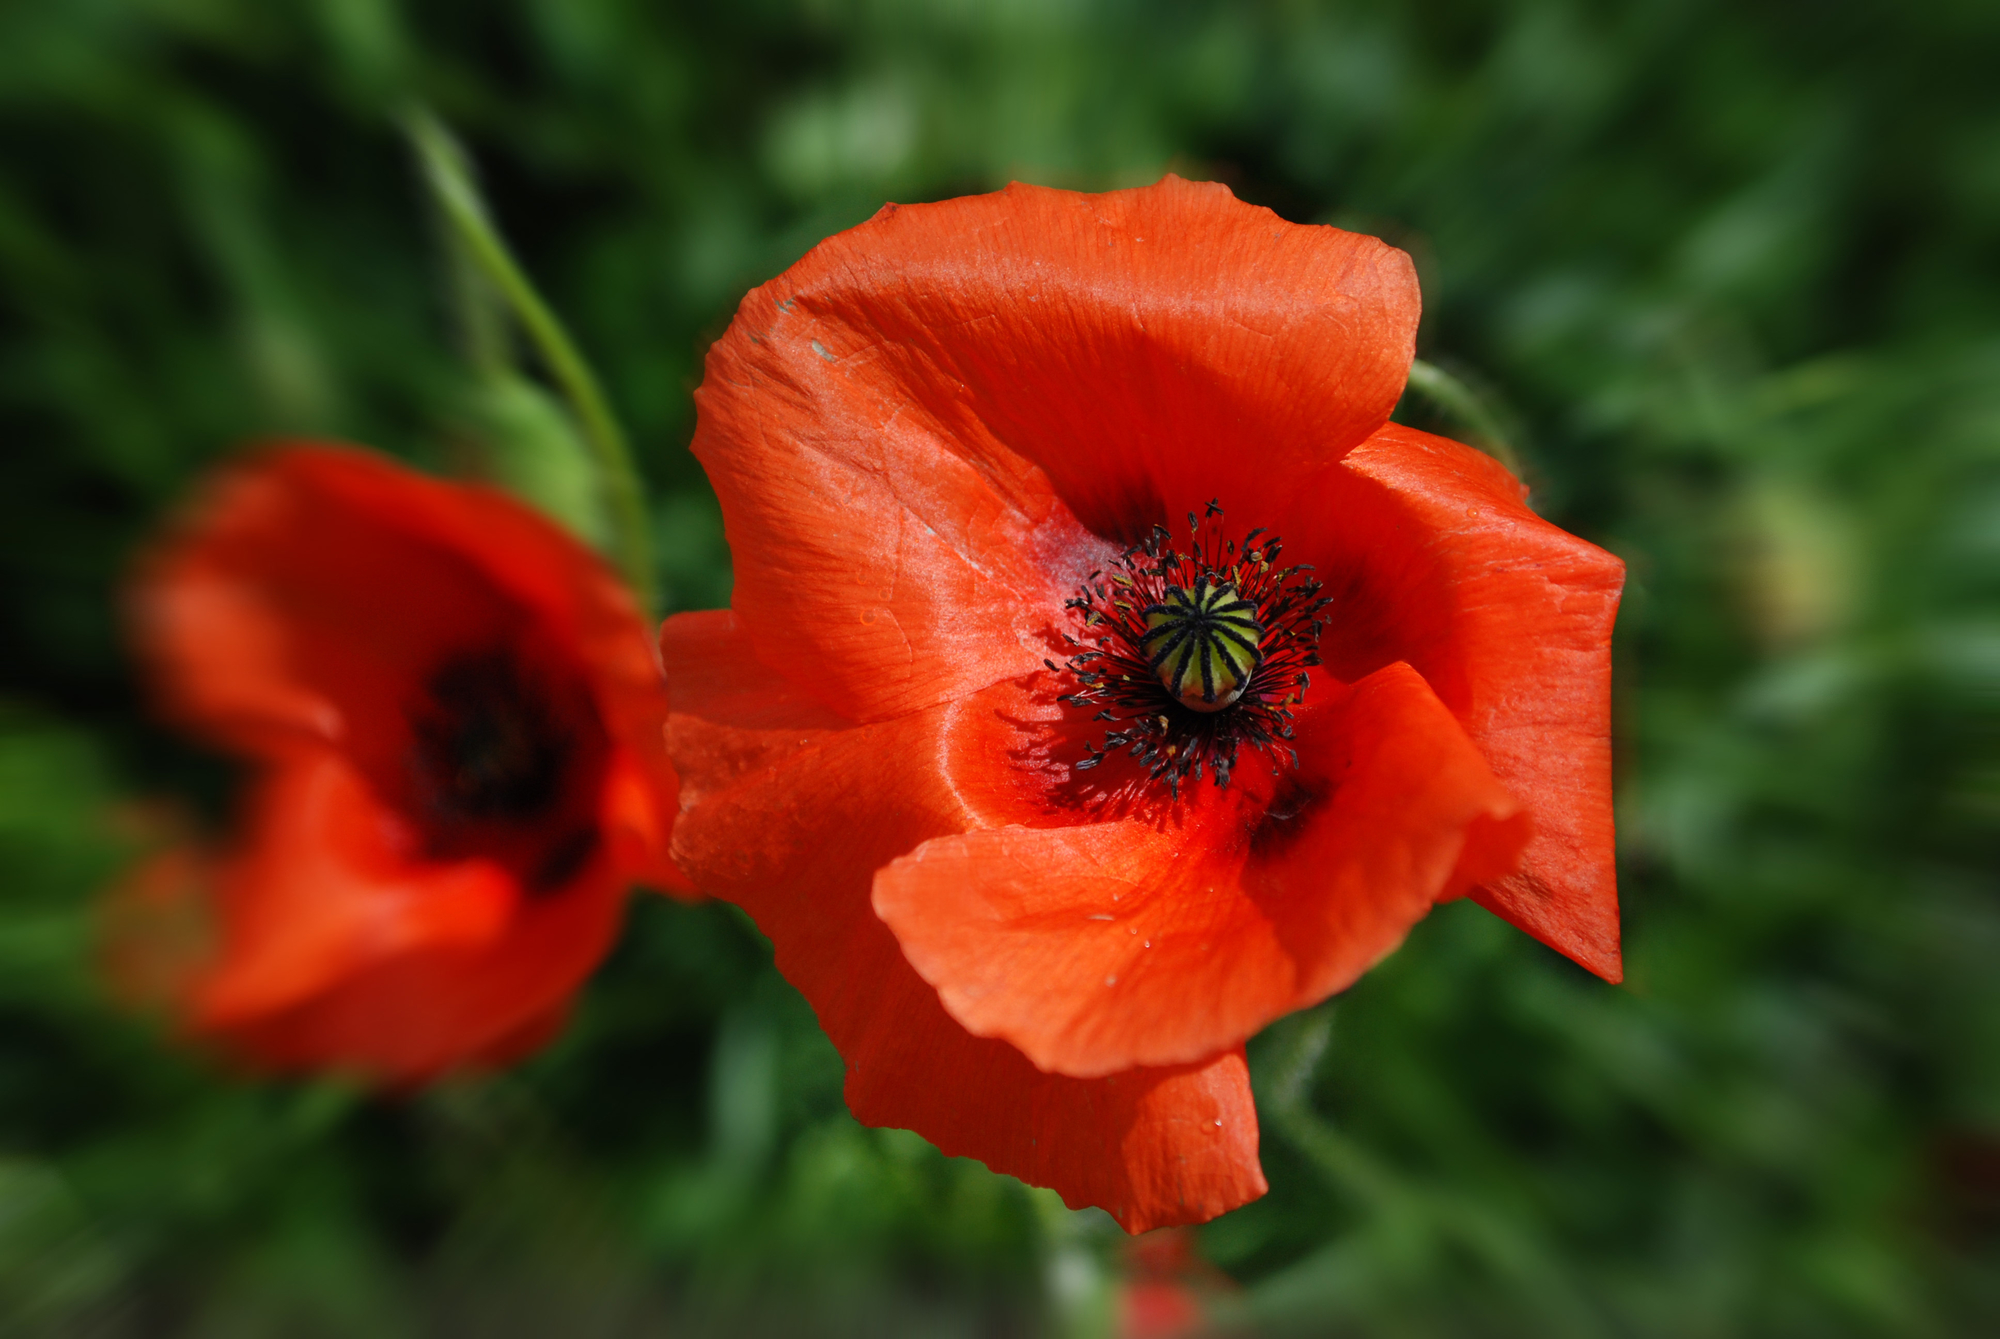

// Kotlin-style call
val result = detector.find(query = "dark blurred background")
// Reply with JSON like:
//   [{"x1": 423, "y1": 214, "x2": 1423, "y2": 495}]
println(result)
[{"x1": 2, "y1": 1, "x2": 1996, "y2": 1335}]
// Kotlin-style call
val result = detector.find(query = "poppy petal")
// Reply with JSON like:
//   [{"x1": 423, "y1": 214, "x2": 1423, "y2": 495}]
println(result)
[
  {"x1": 693, "y1": 176, "x2": 1418, "y2": 723},
  {"x1": 662, "y1": 610, "x2": 1268, "y2": 1229},
  {"x1": 193, "y1": 751, "x2": 520, "y2": 1024},
  {"x1": 217, "y1": 879, "x2": 626, "y2": 1083},
  {"x1": 1287, "y1": 425, "x2": 1625, "y2": 979},
  {"x1": 191, "y1": 756, "x2": 630, "y2": 1081},
  {"x1": 847, "y1": 1010, "x2": 1264, "y2": 1237},
  {"x1": 872, "y1": 662, "x2": 1527, "y2": 1077},
  {"x1": 659, "y1": 608, "x2": 854, "y2": 812}
]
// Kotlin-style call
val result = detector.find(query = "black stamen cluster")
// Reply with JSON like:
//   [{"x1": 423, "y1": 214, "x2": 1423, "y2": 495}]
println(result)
[
  {"x1": 405, "y1": 647, "x2": 604, "y2": 894},
  {"x1": 1046, "y1": 501, "x2": 1333, "y2": 797},
  {"x1": 409, "y1": 650, "x2": 572, "y2": 826}
]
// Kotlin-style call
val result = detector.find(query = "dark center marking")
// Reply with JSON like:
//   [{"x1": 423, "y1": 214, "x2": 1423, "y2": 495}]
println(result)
[
  {"x1": 408, "y1": 650, "x2": 570, "y2": 825},
  {"x1": 403, "y1": 646, "x2": 607, "y2": 896}
]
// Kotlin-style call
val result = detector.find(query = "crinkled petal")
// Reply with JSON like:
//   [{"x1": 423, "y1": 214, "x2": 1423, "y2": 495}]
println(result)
[
  {"x1": 693, "y1": 176, "x2": 1418, "y2": 722},
  {"x1": 873, "y1": 663, "x2": 1527, "y2": 1077},
  {"x1": 1283, "y1": 425, "x2": 1625, "y2": 979},
  {"x1": 661, "y1": 610, "x2": 1267, "y2": 1229}
]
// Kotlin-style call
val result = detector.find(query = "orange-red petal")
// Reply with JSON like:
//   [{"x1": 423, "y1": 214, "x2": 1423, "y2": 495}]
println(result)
[
  {"x1": 872, "y1": 663, "x2": 1527, "y2": 1078},
  {"x1": 215, "y1": 891, "x2": 625, "y2": 1083},
  {"x1": 179, "y1": 750, "x2": 629, "y2": 1081},
  {"x1": 661, "y1": 609, "x2": 1268, "y2": 1229},
  {"x1": 194, "y1": 751, "x2": 518, "y2": 1024},
  {"x1": 692, "y1": 176, "x2": 1417, "y2": 723},
  {"x1": 1283, "y1": 425, "x2": 1625, "y2": 979}
]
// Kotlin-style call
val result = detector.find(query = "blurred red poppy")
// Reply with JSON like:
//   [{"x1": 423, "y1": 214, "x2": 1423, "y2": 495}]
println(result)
[
  {"x1": 1117, "y1": 1228, "x2": 1233, "y2": 1339},
  {"x1": 663, "y1": 177, "x2": 1623, "y2": 1229},
  {"x1": 114, "y1": 444, "x2": 688, "y2": 1082}
]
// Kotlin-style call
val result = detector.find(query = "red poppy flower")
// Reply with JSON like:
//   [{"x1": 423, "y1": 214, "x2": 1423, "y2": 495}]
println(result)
[
  {"x1": 663, "y1": 177, "x2": 1623, "y2": 1230},
  {"x1": 119, "y1": 444, "x2": 689, "y2": 1081},
  {"x1": 1116, "y1": 1228, "x2": 1234, "y2": 1339}
]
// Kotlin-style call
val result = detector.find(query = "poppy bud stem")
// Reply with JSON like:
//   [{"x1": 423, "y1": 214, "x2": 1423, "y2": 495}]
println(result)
[
  {"x1": 1403, "y1": 359, "x2": 1523, "y2": 478},
  {"x1": 406, "y1": 108, "x2": 657, "y2": 616},
  {"x1": 1262, "y1": 1003, "x2": 1396, "y2": 1206}
]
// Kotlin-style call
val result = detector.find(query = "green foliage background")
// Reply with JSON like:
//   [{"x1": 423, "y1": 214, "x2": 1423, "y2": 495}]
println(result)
[{"x1": 2, "y1": 1, "x2": 1995, "y2": 1334}]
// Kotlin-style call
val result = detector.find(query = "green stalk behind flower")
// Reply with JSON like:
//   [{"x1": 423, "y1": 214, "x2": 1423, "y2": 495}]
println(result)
[{"x1": 406, "y1": 108, "x2": 656, "y2": 615}]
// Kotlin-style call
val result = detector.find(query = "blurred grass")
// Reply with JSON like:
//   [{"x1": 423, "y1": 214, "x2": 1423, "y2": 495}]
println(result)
[{"x1": 1, "y1": 0, "x2": 1995, "y2": 1334}]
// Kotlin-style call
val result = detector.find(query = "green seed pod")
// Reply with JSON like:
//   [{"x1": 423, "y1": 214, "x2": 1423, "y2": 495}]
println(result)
[{"x1": 1141, "y1": 580, "x2": 1263, "y2": 711}]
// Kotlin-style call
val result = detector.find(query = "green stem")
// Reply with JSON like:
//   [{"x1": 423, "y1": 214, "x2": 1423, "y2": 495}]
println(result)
[
  {"x1": 1405, "y1": 359, "x2": 1523, "y2": 476},
  {"x1": 447, "y1": 231, "x2": 511, "y2": 382},
  {"x1": 1254, "y1": 1003, "x2": 1602, "y2": 1336},
  {"x1": 406, "y1": 109, "x2": 656, "y2": 614},
  {"x1": 1262, "y1": 1004, "x2": 1397, "y2": 1206}
]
